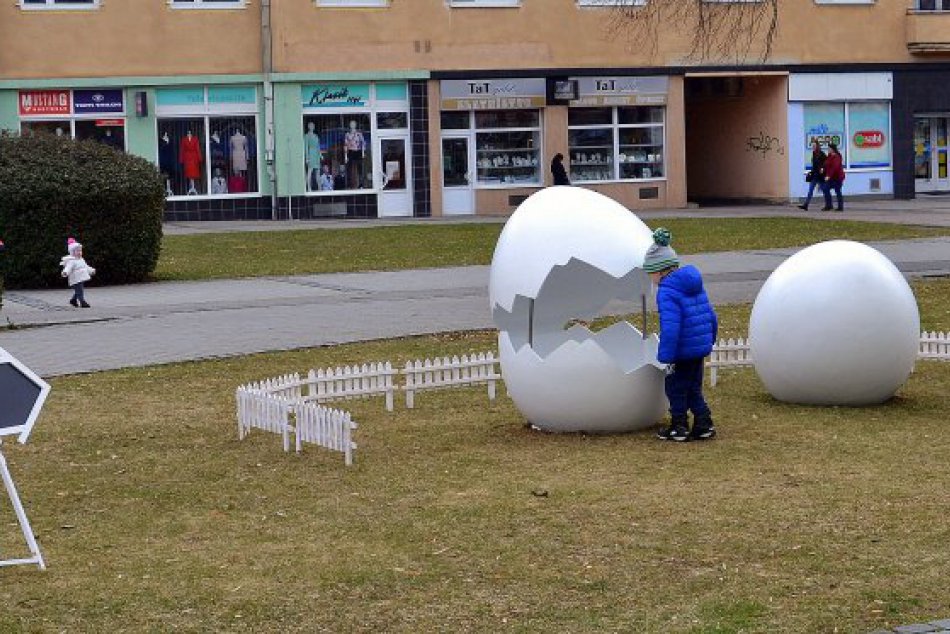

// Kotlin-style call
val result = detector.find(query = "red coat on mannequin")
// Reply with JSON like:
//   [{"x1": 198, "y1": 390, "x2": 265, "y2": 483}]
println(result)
[{"x1": 179, "y1": 133, "x2": 203, "y2": 180}]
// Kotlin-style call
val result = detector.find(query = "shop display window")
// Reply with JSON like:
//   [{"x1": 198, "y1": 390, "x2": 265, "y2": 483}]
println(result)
[
  {"x1": 158, "y1": 115, "x2": 257, "y2": 197},
  {"x1": 473, "y1": 109, "x2": 541, "y2": 186},
  {"x1": 568, "y1": 106, "x2": 665, "y2": 182},
  {"x1": 303, "y1": 113, "x2": 372, "y2": 193},
  {"x1": 21, "y1": 119, "x2": 126, "y2": 151},
  {"x1": 440, "y1": 111, "x2": 469, "y2": 130},
  {"x1": 804, "y1": 101, "x2": 891, "y2": 170}
]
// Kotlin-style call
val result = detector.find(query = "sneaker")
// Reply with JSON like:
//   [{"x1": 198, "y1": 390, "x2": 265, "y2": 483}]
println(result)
[
  {"x1": 656, "y1": 424, "x2": 689, "y2": 442},
  {"x1": 69, "y1": 297, "x2": 78, "y2": 307},
  {"x1": 797, "y1": 204, "x2": 808, "y2": 211},
  {"x1": 79, "y1": 300, "x2": 91, "y2": 308},
  {"x1": 690, "y1": 415, "x2": 717, "y2": 440},
  {"x1": 821, "y1": 206, "x2": 833, "y2": 211}
]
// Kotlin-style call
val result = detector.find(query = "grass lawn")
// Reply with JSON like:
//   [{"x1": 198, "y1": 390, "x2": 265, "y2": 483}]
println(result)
[
  {"x1": 154, "y1": 218, "x2": 950, "y2": 281},
  {"x1": 1, "y1": 278, "x2": 948, "y2": 632}
]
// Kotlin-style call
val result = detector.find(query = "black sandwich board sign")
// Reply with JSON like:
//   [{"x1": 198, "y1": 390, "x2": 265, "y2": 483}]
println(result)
[{"x1": 0, "y1": 347, "x2": 49, "y2": 570}]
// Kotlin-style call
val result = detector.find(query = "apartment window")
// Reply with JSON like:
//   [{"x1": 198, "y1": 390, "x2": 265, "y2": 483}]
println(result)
[
  {"x1": 169, "y1": 0, "x2": 247, "y2": 8},
  {"x1": 20, "y1": 0, "x2": 99, "y2": 9},
  {"x1": 568, "y1": 106, "x2": 665, "y2": 182},
  {"x1": 814, "y1": 0, "x2": 875, "y2": 5},
  {"x1": 916, "y1": 0, "x2": 950, "y2": 9},
  {"x1": 448, "y1": 0, "x2": 521, "y2": 7}
]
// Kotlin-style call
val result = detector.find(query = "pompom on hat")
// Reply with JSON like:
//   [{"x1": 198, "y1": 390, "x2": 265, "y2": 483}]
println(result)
[
  {"x1": 642, "y1": 227, "x2": 680, "y2": 273},
  {"x1": 66, "y1": 237, "x2": 82, "y2": 255}
]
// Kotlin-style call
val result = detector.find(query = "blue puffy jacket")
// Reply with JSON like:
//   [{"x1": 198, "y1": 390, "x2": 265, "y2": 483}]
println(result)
[{"x1": 656, "y1": 265, "x2": 718, "y2": 364}]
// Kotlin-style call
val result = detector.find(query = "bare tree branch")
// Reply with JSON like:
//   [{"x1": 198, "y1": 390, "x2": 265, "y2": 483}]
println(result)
[{"x1": 607, "y1": 0, "x2": 779, "y2": 64}]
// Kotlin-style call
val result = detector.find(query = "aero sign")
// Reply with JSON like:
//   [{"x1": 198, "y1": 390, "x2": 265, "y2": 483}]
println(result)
[{"x1": 18, "y1": 90, "x2": 71, "y2": 116}]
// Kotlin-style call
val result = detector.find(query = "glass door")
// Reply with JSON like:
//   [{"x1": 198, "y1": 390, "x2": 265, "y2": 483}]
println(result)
[
  {"x1": 916, "y1": 117, "x2": 950, "y2": 193},
  {"x1": 377, "y1": 135, "x2": 411, "y2": 217},
  {"x1": 442, "y1": 135, "x2": 474, "y2": 215}
]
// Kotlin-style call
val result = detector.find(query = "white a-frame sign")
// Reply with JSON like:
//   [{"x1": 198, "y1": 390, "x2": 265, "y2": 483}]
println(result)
[{"x1": 0, "y1": 347, "x2": 49, "y2": 570}]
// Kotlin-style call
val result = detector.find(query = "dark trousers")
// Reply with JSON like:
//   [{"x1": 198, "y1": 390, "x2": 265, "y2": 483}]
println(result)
[
  {"x1": 346, "y1": 150, "x2": 363, "y2": 189},
  {"x1": 665, "y1": 357, "x2": 711, "y2": 419},
  {"x1": 70, "y1": 282, "x2": 85, "y2": 302},
  {"x1": 822, "y1": 179, "x2": 844, "y2": 210}
]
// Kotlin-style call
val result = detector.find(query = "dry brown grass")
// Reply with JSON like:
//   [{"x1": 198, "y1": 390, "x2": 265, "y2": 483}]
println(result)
[{"x1": 1, "y1": 281, "x2": 948, "y2": 633}]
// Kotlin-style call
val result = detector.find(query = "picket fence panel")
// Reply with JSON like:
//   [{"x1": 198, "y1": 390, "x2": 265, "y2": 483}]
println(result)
[
  {"x1": 403, "y1": 352, "x2": 499, "y2": 408},
  {"x1": 706, "y1": 338, "x2": 753, "y2": 387},
  {"x1": 235, "y1": 387, "x2": 293, "y2": 452},
  {"x1": 306, "y1": 362, "x2": 396, "y2": 411},
  {"x1": 295, "y1": 402, "x2": 358, "y2": 466},
  {"x1": 920, "y1": 331, "x2": 950, "y2": 360}
]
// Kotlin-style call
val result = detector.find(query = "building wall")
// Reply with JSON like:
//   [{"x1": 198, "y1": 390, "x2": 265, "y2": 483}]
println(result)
[
  {"x1": 685, "y1": 75, "x2": 789, "y2": 201},
  {"x1": 0, "y1": 2, "x2": 263, "y2": 80}
]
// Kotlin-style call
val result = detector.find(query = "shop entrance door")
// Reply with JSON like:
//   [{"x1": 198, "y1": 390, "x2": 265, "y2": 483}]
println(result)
[
  {"x1": 442, "y1": 135, "x2": 474, "y2": 215},
  {"x1": 915, "y1": 116, "x2": 950, "y2": 193},
  {"x1": 377, "y1": 135, "x2": 412, "y2": 217}
]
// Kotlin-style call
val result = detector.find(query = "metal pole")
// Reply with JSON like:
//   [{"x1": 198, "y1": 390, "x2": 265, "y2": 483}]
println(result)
[
  {"x1": 261, "y1": 0, "x2": 278, "y2": 220},
  {"x1": 641, "y1": 293, "x2": 648, "y2": 339}
]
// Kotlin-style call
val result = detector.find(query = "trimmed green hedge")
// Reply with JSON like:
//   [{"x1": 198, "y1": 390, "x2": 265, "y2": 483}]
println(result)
[{"x1": 0, "y1": 133, "x2": 164, "y2": 289}]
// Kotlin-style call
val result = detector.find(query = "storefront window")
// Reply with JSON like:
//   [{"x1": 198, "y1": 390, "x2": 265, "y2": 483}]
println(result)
[
  {"x1": 440, "y1": 111, "x2": 469, "y2": 130},
  {"x1": 568, "y1": 106, "x2": 665, "y2": 182},
  {"x1": 804, "y1": 102, "x2": 891, "y2": 169},
  {"x1": 18, "y1": 88, "x2": 126, "y2": 151},
  {"x1": 803, "y1": 103, "x2": 846, "y2": 167},
  {"x1": 158, "y1": 115, "x2": 257, "y2": 197},
  {"x1": 473, "y1": 109, "x2": 541, "y2": 186},
  {"x1": 303, "y1": 113, "x2": 372, "y2": 192}
]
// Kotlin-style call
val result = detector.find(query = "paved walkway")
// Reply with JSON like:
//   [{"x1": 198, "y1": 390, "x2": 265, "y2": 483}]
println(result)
[{"x1": 2, "y1": 231, "x2": 948, "y2": 376}]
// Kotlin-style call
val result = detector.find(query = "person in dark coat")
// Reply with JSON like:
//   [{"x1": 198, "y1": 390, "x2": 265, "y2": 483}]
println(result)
[
  {"x1": 821, "y1": 142, "x2": 846, "y2": 211},
  {"x1": 798, "y1": 140, "x2": 826, "y2": 211},
  {"x1": 644, "y1": 228, "x2": 718, "y2": 442},
  {"x1": 550, "y1": 153, "x2": 570, "y2": 186}
]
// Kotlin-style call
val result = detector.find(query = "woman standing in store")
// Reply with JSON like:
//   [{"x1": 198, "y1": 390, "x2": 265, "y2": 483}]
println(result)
[{"x1": 798, "y1": 140, "x2": 826, "y2": 211}]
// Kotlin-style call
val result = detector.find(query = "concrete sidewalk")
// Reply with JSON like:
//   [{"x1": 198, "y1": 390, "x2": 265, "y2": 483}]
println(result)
[
  {"x1": 162, "y1": 196, "x2": 950, "y2": 234},
  {"x1": 2, "y1": 236, "x2": 948, "y2": 377}
]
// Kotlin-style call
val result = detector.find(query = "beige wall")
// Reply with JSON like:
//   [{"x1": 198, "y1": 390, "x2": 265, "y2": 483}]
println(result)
[
  {"x1": 685, "y1": 75, "x2": 789, "y2": 201},
  {"x1": 0, "y1": 2, "x2": 262, "y2": 79}
]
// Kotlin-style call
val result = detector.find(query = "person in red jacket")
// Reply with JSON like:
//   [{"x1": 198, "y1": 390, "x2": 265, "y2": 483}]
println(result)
[{"x1": 821, "y1": 142, "x2": 846, "y2": 211}]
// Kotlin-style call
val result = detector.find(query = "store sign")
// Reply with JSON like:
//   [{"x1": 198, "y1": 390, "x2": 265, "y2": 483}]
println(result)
[
  {"x1": 156, "y1": 87, "x2": 205, "y2": 108},
  {"x1": 208, "y1": 86, "x2": 256, "y2": 106},
  {"x1": 95, "y1": 119, "x2": 124, "y2": 127},
  {"x1": 74, "y1": 89, "x2": 124, "y2": 114},
  {"x1": 440, "y1": 78, "x2": 546, "y2": 110},
  {"x1": 570, "y1": 76, "x2": 669, "y2": 107},
  {"x1": 806, "y1": 125, "x2": 844, "y2": 152},
  {"x1": 853, "y1": 130, "x2": 885, "y2": 149},
  {"x1": 18, "y1": 90, "x2": 71, "y2": 116},
  {"x1": 302, "y1": 84, "x2": 369, "y2": 108}
]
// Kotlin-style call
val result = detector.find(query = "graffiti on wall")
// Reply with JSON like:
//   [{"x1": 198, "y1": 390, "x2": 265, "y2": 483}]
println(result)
[{"x1": 746, "y1": 130, "x2": 785, "y2": 158}]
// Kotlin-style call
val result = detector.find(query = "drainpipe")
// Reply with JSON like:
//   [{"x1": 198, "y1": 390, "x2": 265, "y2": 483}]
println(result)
[{"x1": 261, "y1": 0, "x2": 278, "y2": 219}]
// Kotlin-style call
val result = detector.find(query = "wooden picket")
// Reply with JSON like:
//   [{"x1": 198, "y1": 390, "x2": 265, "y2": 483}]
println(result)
[
  {"x1": 295, "y1": 402, "x2": 358, "y2": 466},
  {"x1": 402, "y1": 351, "x2": 499, "y2": 408},
  {"x1": 706, "y1": 337, "x2": 753, "y2": 387},
  {"x1": 920, "y1": 331, "x2": 950, "y2": 360},
  {"x1": 235, "y1": 386, "x2": 292, "y2": 452},
  {"x1": 305, "y1": 362, "x2": 396, "y2": 411}
]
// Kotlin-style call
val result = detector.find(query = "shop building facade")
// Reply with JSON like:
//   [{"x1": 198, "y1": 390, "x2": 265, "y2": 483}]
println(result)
[{"x1": 1, "y1": 0, "x2": 949, "y2": 220}]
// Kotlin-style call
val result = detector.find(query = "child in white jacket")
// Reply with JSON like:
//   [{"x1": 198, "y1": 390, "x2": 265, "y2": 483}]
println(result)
[{"x1": 60, "y1": 238, "x2": 95, "y2": 308}]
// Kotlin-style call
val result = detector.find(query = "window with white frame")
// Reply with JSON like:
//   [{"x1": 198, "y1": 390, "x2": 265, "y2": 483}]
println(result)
[
  {"x1": 915, "y1": 0, "x2": 950, "y2": 9},
  {"x1": 20, "y1": 0, "x2": 99, "y2": 9},
  {"x1": 448, "y1": 0, "x2": 521, "y2": 7},
  {"x1": 568, "y1": 106, "x2": 665, "y2": 182},
  {"x1": 472, "y1": 110, "x2": 541, "y2": 186},
  {"x1": 169, "y1": 0, "x2": 247, "y2": 8}
]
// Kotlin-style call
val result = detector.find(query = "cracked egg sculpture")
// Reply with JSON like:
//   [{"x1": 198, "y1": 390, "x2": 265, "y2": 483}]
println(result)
[
  {"x1": 489, "y1": 186, "x2": 668, "y2": 433},
  {"x1": 750, "y1": 240, "x2": 920, "y2": 406}
]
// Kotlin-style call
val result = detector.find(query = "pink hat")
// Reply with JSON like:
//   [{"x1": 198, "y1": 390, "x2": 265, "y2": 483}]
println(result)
[{"x1": 67, "y1": 237, "x2": 82, "y2": 255}]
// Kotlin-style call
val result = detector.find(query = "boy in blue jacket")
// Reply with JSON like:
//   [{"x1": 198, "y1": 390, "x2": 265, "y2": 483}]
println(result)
[{"x1": 643, "y1": 228, "x2": 718, "y2": 442}]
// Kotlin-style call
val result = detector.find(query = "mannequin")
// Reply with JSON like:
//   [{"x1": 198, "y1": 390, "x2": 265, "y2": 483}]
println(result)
[
  {"x1": 304, "y1": 121, "x2": 322, "y2": 192},
  {"x1": 210, "y1": 131, "x2": 227, "y2": 175},
  {"x1": 211, "y1": 168, "x2": 228, "y2": 194},
  {"x1": 179, "y1": 130, "x2": 202, "y2": 195},
  {"x1": 344, "y1": 119, "x2": 366, "y2": 189},
  {"x1": 319, "y1": 164, "x2": 333, "y2": 191},
  {"x1": 158, "y1": 130, "x2": 176, "y2": 197},
  {"x1": 230, "y1": 128, "x2": 248, "y2": 177},
  {"x1": 55, "y1": 127, "x2": 65, "y2": 137}
]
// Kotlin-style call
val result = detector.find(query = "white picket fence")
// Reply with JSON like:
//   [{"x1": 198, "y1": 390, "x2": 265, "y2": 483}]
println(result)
[
  {"x1": 236, "y1": 385, "x2": 294, "y2": 451},
  {"x1": 302, "y1": 362, "x2": 397, "y2": 412},
  {"x1": 402, "y1": 352, "x2": 500, "y2": 408},
  {"x1": 920, "y1": 331, "x2": 950, "y2": 360},
  {"x1": 706, "y1": 331, "x2": 950, "y2": 386},
  {"x1": 295, "y1": 401, "x2": 357, "y2": 466}
]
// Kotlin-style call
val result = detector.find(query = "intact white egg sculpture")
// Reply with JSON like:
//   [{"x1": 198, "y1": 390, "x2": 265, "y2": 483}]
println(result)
[
  {"x1": 490, "y1": 186, "x2": 668, "y2": 433},
  {"x1": 749, "y1": 240, "x2": 920, "y2": 405}
]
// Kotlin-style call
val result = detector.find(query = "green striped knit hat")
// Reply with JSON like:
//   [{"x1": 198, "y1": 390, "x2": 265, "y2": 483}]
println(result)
[{"x1": 642, "y1": 228, "x2": 679, "y2": 273}]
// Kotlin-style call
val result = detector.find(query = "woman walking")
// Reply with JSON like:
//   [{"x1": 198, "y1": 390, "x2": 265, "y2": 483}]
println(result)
[
  {"x1": 798, "y1": 140, "x2": 826, "y2": 211},
  {"x1": 822, "y1": 143, "x2": 846, "y2": 211}
]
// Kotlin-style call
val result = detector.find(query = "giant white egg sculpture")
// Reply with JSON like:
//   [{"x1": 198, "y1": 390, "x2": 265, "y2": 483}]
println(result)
[
  {"x1": 490, "y1": 186, "x2": 668, "y2": 433},
  {"x1": 749, "y1": 240, "x2": 919, "y2": 405}
]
